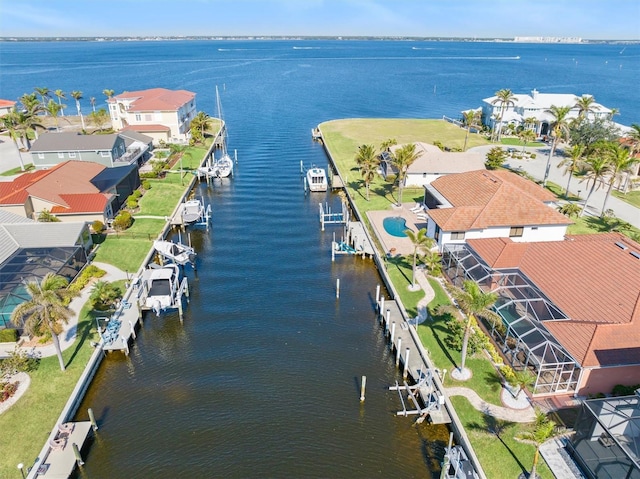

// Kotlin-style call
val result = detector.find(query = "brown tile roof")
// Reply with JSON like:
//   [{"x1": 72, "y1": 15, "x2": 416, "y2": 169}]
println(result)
[
  {"x1": 0, "y1": 161, "x2": 107, "y2": 212},
  {"x1": 50, "y1": 193, "x2": 111, "y2": 214},
  {"x1": 429, "y1": 169, "x2": 569, "y2": 231},
  {"x1": 468, "y1": 233, "x2": 640, "y2": 367},
  {"x1": 110, "y1": 88, "x2": 194, "y2": 112}
]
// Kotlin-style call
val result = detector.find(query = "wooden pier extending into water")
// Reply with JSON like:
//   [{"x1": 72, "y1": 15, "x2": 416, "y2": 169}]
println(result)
[{"x1": 32, "y1": 421, "x2": 94, "y2": 479}]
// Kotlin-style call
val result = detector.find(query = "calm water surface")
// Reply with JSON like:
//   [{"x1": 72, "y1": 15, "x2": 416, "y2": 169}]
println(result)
[{"x1": 1, "y1": 40, "x2": 638, "y2": 478}]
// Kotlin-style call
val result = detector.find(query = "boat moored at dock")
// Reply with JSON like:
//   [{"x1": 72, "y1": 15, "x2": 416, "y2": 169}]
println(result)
[
  {"x1": 306, "y1": 166, "x2": 328, "y2": 192},
  {"x1": 153, "y1": 239, "x2": 196, "y2": 266},
  {"x1": 134, "y1": 263, "x2": 189, "y2": 318}
]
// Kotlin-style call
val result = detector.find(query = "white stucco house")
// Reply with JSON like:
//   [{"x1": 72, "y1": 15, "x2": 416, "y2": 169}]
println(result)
[
  {"x1": 108, "y1": 88, "x2": 196, "y2": 144},
  {"x1": 421, "y1": 169, "x2": 572, "y2": 251},
  {"x1": 481, "y1": 89, "x2": 614, "y2": 138}
]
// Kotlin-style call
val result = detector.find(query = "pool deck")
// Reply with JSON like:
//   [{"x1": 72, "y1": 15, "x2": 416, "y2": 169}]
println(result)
[{"x1": 366, "y1": 203, "x2": 429, "y2": 256}]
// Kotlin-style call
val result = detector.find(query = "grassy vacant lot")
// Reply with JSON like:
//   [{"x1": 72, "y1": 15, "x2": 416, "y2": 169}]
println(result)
[{"x1": 0, "y1": 303, "x2": 101, "y2": 479}]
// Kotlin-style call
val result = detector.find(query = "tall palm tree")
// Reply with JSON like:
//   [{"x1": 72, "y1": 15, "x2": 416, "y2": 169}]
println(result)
[
  {"x1": 542, "y1": 105, "x2": 572, "y2": 187},
  {"x1": 355, "y1": 144, "x2": 377, "y2": 168},
  {"x1": 558, "y1": 144, "x2": 585, "y2": 198},
  {"x1": 19, "y1": 93, "x2": 43, "y2": 117},
  {"x1": 44, "y1": 99, "x2": 63, "y2": 132},
  {"x1": 34, "y1": 87, "x2": 51, "y2": 112},
  {"x1": 519, "y1": 129, "x2": 536, "y2": 154},
  {"x1": 380, "y1": 138, "x2": 397, "y2": 152},
  {"x1": 575, "y1": 94, "x2": 595, "y2": 120},
  {"x1": 103, "y1": 89, "x2": 115, "y2": 100},
  {"x1": 53, "y1": 89, "x2": 67, "y2": 117},
  {"x1": 447, "y1": 280, "x2": 500, "y2": 375},
  {"x1": 11, "y1": 273, "x2": 72, "y2": 371},
  {"x1": 10, "y1": 107, "x2": 44, "y2": 150},
  {"x1": 169, "y1": 143, "x2": 192, "y2": 185},
  {"x1": 517, "y1": 409, "x2": 559, "y2": 479},
  {"x1": 71, "y1": 90, "x2": 85, "y2": 130},
  {"x1": 491, "y1": 88, "x2": 516, "y2": 142},
  {"x1": 189, "y1": 111, "x2": 213, "y2": 144},
  {"x1": 580, "y1": 152, "x2": 611, "y2": 217},
  {"x1": 461, "y1": 110, "x2": 480, "y2": 151},
  {"x1": 404, "y1": 228, "x2": 434, "y2": 288},
  {"x1": 598, "y1": 142, "x2": 639, "y2": 215},
  {"x1": 392, "y1": 143, "x2": 420, "y2": 206}
]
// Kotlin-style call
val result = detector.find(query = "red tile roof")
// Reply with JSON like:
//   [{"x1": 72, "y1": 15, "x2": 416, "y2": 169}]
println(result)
[
  {"x1": 50, "y1": 193, "x2": 111, "y2": 214},
  {"x1": 0, "y1": 99, "x2": 16, "y2": 109},
  {"x1": 468, "y1": 234, "x2": 640, "y2": 367},
  {"x1": 110, "y1": 88, "x2": 194, "y2": 112},
  {"x1": 0, "y1": 161, "x2": 109, "y2": 213},
  {"x1": 428, "y1": 169, "x2": 569, "y2": 231}
]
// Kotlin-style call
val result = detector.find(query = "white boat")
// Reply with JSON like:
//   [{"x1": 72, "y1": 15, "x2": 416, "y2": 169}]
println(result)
[
  {"x1": 306, "y1": 166, "x2": 328, "y2": 192},
  {"x1": 212, "y1": 85, "x2": 234, "y2": 178},
  {"x1": 153, "y1": 240, "x2": 196, "y2": 266},
  {"x1": 141, "y1": 264, "x2": 181, "y2": 316},
  {"x1": 181, "y1": 198, "x2": 205, "y2": 224},
  {"x1": 442, "y1": 445, "x2": 479, "y2": 479}
]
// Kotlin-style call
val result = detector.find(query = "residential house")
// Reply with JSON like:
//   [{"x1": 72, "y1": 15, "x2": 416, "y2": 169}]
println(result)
[
  {"x1": 390, "y1": 142, "x2": 486, "y2": 187},
  {"x1": 442, "y1": 233, "x2": 640, "y2": 397},
  {"x1": 0, "y1": 99, "x2": 16, "y2": 117},
  {"x1": 0, "y1": 210, "x2": 91, "y2": 330},
  {"x1": 422, "y1": 169, "x2": 571, "y2": 251},
  {"x1": 0, "y1": 160, "x2": 140, "y2": 223},
  {"x1": 29, "y1": 132, "x2": 150, "y2": 169},
  {"x1": 481, "y1": 89, "x2": 613, "y2": 138},
  {"x1": 108, "y1": 87, "x2": 197, "y2": 144}
]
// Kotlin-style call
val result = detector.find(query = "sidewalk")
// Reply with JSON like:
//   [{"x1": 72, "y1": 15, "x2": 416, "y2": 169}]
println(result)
[
  {"x1": 0, "y1": 262, "x2": 128, "y2": 359},
  {"x1": 469, "y1": 145, "x2": 640, "y2": 229}
]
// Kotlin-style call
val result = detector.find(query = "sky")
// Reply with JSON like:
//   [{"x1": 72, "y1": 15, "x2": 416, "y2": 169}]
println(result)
[{"x1": 0, "y1": 0, "x2": 639, "y2": 40}]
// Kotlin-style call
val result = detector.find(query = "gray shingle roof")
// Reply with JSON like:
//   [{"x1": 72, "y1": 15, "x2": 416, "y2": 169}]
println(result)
[
  {"x1": 2, "y1": 222, "x2": 86, "y2": 248},
  {"x1": 30, "y1": 132, "x2": 119, "y2": 152}
]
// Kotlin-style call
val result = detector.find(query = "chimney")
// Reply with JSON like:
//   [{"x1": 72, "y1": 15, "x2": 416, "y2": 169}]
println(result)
[{"x1": 531, "y1": 89, "x2": 538, "y2": 99}]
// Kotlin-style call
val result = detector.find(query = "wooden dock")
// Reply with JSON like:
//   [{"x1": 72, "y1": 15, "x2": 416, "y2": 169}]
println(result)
[
  {"x1": 33, "y1": 421, "x2": 93, "y2": 479},
  {"x1": 99, "y1": 299, "x2": 141, "y2": 354},
  {"x1": 375, "y1": 294, "x2": 451, "y2": 425}
]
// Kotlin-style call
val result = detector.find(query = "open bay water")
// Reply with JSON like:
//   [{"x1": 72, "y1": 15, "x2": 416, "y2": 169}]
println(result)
[{"x1": 1, "y1": 40, "x2": 638, "y2": 477}]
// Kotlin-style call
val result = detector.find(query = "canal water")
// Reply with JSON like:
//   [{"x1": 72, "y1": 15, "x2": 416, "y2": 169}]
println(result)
[{"x1": 1, "y1": 39, "x2": 637, "y2": 478}]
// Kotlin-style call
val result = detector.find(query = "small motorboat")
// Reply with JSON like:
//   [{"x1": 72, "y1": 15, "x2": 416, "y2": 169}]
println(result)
[
  {"x1": 306, "y1": 166, "x2": 328, "y2": 192},
  {"x1": 141, "y1": 264, "x2": 181, "y2": 316},
  {"x1": 153, "y1": 240, "x2": 196, "y2": 266},
  {"x1": 181, "y1": 199, "x2": 205, "y2": 224}
]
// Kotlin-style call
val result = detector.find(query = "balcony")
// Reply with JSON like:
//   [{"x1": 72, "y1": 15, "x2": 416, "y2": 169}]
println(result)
[{"x1": 114, "y1": 146, "x2": 143, "y2": 165}]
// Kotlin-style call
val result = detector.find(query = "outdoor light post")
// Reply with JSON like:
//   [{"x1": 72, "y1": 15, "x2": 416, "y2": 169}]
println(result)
[{"x1": 17, "y1": 463, "x2": 25, "y2": 479}]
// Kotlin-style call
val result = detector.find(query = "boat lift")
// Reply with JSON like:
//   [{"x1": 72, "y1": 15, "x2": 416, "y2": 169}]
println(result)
[{"x1": 389, "y1": 369, "x2": 450, "y2": 424}]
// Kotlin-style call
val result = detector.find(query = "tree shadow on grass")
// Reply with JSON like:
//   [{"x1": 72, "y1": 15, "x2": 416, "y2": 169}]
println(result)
[
  {"x1": 64, "y1": 310, "x2": 101, "y2": 369},
  {"x1": 468, "y1": 413, "x2": 528, "y2": 476},
  {"x1": 426, "y1": 312, "x2": 459, "y2": 370},
  {"x1": 386, "y1": 254, "x2": 412, "y2": 285},
  {"x1": 484, "y1": 369, "x2": 504, "y2": 394}
]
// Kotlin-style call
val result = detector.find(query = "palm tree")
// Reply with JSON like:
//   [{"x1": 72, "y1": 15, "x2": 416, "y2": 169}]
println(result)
[
  {"x1": 558, "y1": 144, "x2": 585, "y2": 198},
  {"x1": 169, "y1": 143, "x2": 192, "y2": 185},
  {"x1": 517, "y1": 409, "x2": 559, "y2": 479},
  {"x1": 53, "y1": 89, "x2": 66, "y2": 117},
  {"x1": 34, "y1": 87, "x2": 51, "y2": 112},
  {"x1": 420, "y1": 250, "x2": 442, "y2": 276},
  {"x1": 37, "y1": 208, "x2": 61, "y2": 222},
  {"x1": 70, "y1": 90, "x2": 85, "y2": 130},
  {"x1": 10, "y1": 106, "x2": 44, "y2": 150},
  {"x1": 580, "y1": 152, "x2": 611, "y2": 218},
  {"x1": 380, "y1": 138, "x2": 397, "y2": 152},
  {"x1": 392, "y1": 143, "x2": 420, "y2": 206},
  {"x1": 461, "y1": 110, "x2": 480, "y2": 151},
  {"x1": 448, "y1": 280, "x2": 500, "y2": 375},
  {"x1": 189, "y1": 111, "x2": 213, "y2": 144},
  {"x1": 491, "y1": 88, "x2": 516, "y2": 142},
  {"x1": 11, "y1": 273, "x2": 72, "y2": 371},
  {"x1": 597, "y1": 142, "x2": 639, "y2": 215},
  {"x1": 557, "y1": 202, "x2": 582, "y2": 218},
  {"x1": 44, "y1": 99, "x2": 64, "y2": 132},
  {"x1": 355, "y1": 144, "x2": 377, "y2": 168},
  {"x1": 404, "y1": 228, "x2": 434, "y2": 288},
  {"x1": 575, "y1": 94, "x2": 595, "y2": 120},
  {"x1": 542, "y1": 105, "x2": 572, "y2": 187},
  {"x1": 519, "y1": 129, "x2": 536, "y2": 154},
  {"x1": 103, "y1": 89, "x2": 115, "y2": 100},
  {"x1": 359, "y1": 156, "x2": 379, "y2": 201}
]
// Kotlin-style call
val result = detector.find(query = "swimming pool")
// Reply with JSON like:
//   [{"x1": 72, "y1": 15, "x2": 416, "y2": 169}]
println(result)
[{"x1": 383, "y1": 216, "x2": 408, "y2": 237}]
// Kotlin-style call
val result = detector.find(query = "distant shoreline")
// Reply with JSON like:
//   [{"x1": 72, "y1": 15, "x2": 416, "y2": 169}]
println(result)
[{"x1": 1, "y1": 36, "x2": 639, "y2": 44}]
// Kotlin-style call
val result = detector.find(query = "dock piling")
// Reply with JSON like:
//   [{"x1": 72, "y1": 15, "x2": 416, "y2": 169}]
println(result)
[
  {"x1": 336, "y1": 278, "x2": 340, "y2": 299},
  {"x1": 72, "y1": 443, "x2": 84, "y2": 466},
  {"x1": 375, "y1": 285, "x2": 380, "y2": 304},
  {"x1": 403, "y1": 348, "x2": 410, "y2": 378},
  {"x1": 396, "y1": 338, "x2": 402, "y2": 366},
  {"x1": 360, "y1": 375, "x2": 366, "y2": 402},
  {"x1": 88, "y1": 408, "x2": 98, "y2": 430},
  {"x1": 390, "y1": 322, "x2": 396, "y2": 344}
]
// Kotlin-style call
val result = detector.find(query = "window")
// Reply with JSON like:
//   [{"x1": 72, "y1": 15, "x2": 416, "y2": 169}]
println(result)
[
  {"x1": 100, "y1": 151, "x2": 110, "y2": 157},
  {"x1": 68, "y1": 152, "x2": 76, "y2": 158},
  {"x1": 451, "y1": 231, "x2": 465, "y2": 240},
  {"x1": 57, "y1": 152, "x2": 64, "y2": 159},
  {"x1": 38, "y1": 153, "x2": 45, "y2": 159},
  {"x1": 510, "y1": 226, "x2": 524, "y2": 237},
  {"x1": 145, "y1": 114, "x2": 153, "y2": 122},
  {"x1": 135, "y1": 114, "x2": 141, "y2": 122},
  {"x1": 434, "y1": 225, "x2": 441, "y2": 242}
]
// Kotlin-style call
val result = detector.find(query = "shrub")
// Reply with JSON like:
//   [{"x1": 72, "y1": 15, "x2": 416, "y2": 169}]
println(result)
[
  {"x1": 499, "y1": 365, "x2": 516, "y2": 386},
  {"x1": 530, "y1": 153, "x2": 536, "y2": 159},
  {"x1": 444, "y1": 316, "x2": 490, "y2": 356},
  {"x1": 485, "y1": 146, "x2": 508, "y2": 170},
  {"x1": 126, "y1": 196, "x2": 139, "y2": 209},
  {"x1": 68, "y1": 264, "x2": 107, "y2": 294},
  {"x1": 0, "y1": 346, "x2": 40, "y2": 376},
  {"x1": 0, "y1": 329, "x2": 19, "y2": 342},
  {"x1": 140, "y1": 171, "x2": 158, "y2": 179},
  {"x1": 612, "y1": 384, "x2": 640, "y2": 397},
  {"x1": 0, "y1": 381, "x2": 18, "y2": 402},
  {"x1": 485, "y1": 343, "x2": 503, "y2": 365},
  {"x1": 132, "y1": 189, "x2": 142, "y2": 199},
  {"x1": 432, "y1": 140, "x2": 445, "y2": 151},
  {"x1": 113, "y1": 211, "x2": 133, "y2": 231},
  {"x1": 89, "y1": 281, "x2": 123, "y2": 311},
  {"x1": 142, "y1": 180, "x2": 151, "y2": 190},
  {"x1": 91, "y1": 220, "x2": 105, "y2": 233}
]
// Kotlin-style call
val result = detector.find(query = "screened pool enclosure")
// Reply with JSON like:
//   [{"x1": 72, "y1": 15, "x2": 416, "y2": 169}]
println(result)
[{"x1": 442, "y1": 243, "x2": 580, "y2": 395}]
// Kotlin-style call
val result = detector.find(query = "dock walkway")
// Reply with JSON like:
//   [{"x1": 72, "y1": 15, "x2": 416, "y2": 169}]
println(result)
[{"x1": 34, "y1": 421, "x2": 93, "y2": 479}]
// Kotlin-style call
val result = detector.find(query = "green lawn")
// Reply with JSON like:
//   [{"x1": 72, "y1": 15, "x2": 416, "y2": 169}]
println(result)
[
  {"x1": 136, "y1": 181, "x2": 187, "y2": 217},
  {"x1": 613, "y1": 188, "x2": 640, "y2": 208},
  {"x1": 500, "y1": 137, "x2": 546, "y2": 148},
  {"x1": 0, "y1": 163, "x2": 35, "y2": 176},
  {"x1": 0, "y1": 304, "x2": 101, "y2": 479}
]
